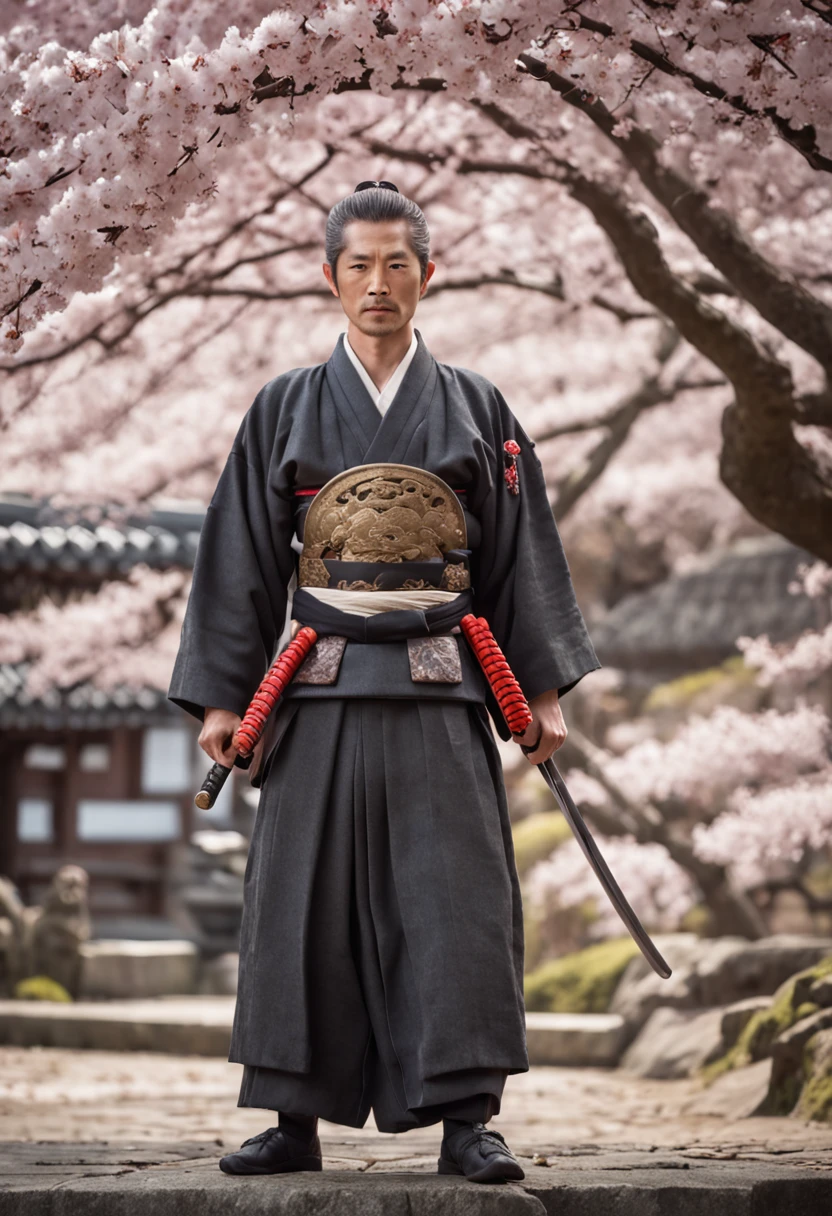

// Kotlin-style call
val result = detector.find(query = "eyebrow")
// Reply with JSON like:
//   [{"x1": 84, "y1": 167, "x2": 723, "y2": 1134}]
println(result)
[{"x1": 347, "y1": 250, "x2": 412, "y2": 260}]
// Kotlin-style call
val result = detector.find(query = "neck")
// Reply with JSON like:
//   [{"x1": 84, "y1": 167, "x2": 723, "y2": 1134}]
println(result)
[{"x1": 346, "y1": 322, "x2": 414, "y2": 392}]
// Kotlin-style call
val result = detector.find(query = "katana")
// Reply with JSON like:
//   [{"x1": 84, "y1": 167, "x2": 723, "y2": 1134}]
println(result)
[
  {"x1": 194, "y1": 626, "x2": 318, "y2": 810},
  {"x1": 459, "y1": 614, "x2": 672, "y2": 980}
]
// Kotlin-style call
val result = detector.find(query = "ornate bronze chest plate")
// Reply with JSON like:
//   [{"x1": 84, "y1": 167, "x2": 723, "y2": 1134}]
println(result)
[{"x1": 299, "y1": 463, "x2": 468, "y2": 588}]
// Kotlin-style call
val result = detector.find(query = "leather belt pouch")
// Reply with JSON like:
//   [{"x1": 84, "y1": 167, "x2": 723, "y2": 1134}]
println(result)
[
  {"x1": 293, "y1": 635, "x2": 348, "y2": 684},
  {"x1": 406, "y1": 635, "x2": 463, "y2": 683}
]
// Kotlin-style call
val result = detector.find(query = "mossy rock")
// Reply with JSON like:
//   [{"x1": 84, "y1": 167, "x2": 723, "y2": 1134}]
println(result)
[
  {"x1": 702, "y1": 955, "x2": 832, "y2": 1086},
  {"x1": 512, "y1": 812, "x2": 571, "y2": 878},
  {"x1": 643, "y1": 656, "x2": 755, "y2": 714},
  {"x1": 524, "y1": 937, "x2": 639, "y2": 1014},
  {"x1": 13, "y1": 975, "x2": 73, "y2": 1002},
  {"x1": 799, "y1": 1030, "x2": 832, "y2": 1123}
]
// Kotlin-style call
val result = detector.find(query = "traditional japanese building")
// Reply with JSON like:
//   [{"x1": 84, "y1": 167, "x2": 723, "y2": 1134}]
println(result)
[
  {"x1": 0, "y1": 494, "x2": 246, "y2": 948},
  {"x1": 590, "y1": 534, "x2": 823, "y2": 677}
]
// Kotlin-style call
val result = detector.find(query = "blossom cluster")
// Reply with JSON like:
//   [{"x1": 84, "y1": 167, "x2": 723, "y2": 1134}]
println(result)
[{"x1": 4, "y1": 1, "x2": 832, "y2": 351}]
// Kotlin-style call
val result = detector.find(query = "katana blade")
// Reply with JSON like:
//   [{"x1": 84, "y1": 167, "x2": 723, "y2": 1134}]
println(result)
[
  {"x1": 536, "y1": 755, "x2": 672, "y2": 979},
  {"x1": 459, "y1": 612, "x2": 672, "y2": 981}
]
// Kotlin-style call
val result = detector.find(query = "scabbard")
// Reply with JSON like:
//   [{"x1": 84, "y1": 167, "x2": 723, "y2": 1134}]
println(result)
[{"x1": 459, "y1": 613, "x2": 672, "y2": 980}]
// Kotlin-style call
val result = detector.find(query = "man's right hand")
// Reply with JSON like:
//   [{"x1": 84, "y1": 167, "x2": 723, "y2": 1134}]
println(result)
[{"x1": 199, "y1": 707, "x2": 242, "y2": 767}]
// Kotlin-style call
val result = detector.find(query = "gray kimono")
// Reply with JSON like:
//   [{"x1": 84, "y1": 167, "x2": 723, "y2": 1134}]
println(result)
[{"x1": 169, "y1": 328, "x2": 601, "y2": 1132}]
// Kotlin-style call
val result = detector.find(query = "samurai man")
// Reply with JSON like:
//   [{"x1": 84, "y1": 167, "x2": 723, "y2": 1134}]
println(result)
[{"x1": 169, "y1": 180, "x2": 601, "y2": 1183}]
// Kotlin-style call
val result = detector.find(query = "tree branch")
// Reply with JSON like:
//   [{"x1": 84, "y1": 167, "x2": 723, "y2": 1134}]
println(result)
[
  {"x1": 460, "y1": 144, "x2": 832, "y2": 561},
  {"x1": 563, "y1": 726, "x2": 768, "y2": 939},
  {"x1": 495, "y1": 63, "x2": 832, "y2": 381},
  {"x1": 559, "y1": 12, "x2": 832, "y2": 175},
  {"x1": 545, "y1": 325, "x2": 702, "y2": 520}
]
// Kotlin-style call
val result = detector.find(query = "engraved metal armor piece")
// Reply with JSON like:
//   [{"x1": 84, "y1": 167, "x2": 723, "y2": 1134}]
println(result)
[{"x1": 300, "y1": 464, "x2": 467, "y2": 572}]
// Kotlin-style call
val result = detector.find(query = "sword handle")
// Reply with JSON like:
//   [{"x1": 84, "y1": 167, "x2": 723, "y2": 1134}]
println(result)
[
  {"x1": 193, "y1": 627, "x2": 317, "y2": 810},
  {"x1": 459, "y1": 614, "x2": 533, "y2": 736},
  {"x1": 195, "y1": 761, "x2": 231, "y2": 810},
  {"x1": 195, "y1": 750, "x2": 253, "y2": 810}
]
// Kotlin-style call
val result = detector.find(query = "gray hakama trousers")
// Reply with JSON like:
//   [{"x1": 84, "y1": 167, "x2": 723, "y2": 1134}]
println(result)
[{"x1": 231, "y1": 698, "x2": 529, "y2": 1133}]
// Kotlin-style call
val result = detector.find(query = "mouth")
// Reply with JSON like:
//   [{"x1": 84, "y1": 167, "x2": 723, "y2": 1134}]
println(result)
[{"x1": 365, "y1": 306, "x2": 394, "y2": 313}]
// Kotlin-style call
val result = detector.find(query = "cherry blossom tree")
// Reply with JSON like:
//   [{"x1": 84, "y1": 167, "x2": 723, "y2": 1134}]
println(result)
[
  {"x1": 5, "y1": 2, "x2": 832, "y2": 554},
  {"x1": 3, "y1": 4, "x2": 832, "y2": 939},
  {"x1": 527, "y1": 559, "x2": 832, "y2": 939}
]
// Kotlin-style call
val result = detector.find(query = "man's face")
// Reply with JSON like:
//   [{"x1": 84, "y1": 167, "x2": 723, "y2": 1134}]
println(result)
[{"x1": 323, "y1": 219, "x2": 435, "y2": 336}]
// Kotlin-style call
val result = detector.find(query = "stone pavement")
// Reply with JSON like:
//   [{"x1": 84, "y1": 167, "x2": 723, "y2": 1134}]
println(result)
[{"x1": 1, "y1": 1046, "x2": 831, "y2": 1212}]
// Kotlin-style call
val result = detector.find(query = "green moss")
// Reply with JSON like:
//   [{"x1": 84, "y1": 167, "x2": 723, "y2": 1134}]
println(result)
[
  {"x1": 644, "y1": 656, "x2": 753, "y2": 713},
  {"x1": 513, "y1": 812, "x2": 572, "y2": 878},
  {"x1": 702, "y1": 956, "x2": 832, "y2": 1086},
  {"x1": 800, "y1": 1035, "x2": 832, "y2": 1123},
  {"x1": 679, "y1": 903, "x2": 713, "y2": 936},
  {"x1": 524, "y1": 938, "x2": 639, "y2": 1014},
  {"x1": 701, "y1": 1049, "x2": 741, "y2": 1087},
  {"x1": 801, "y1": 1075, "x2": 832, "y2": 1122},
  {"x1": 805, "y1": 865, "x2": 832, "y2": 900},
  {"x1": 13, "y1": 975, "x2": 72, "y2": 1002},
  {"x1": 766, "y1": 1069, "x2": 805, "y2": 1117}
]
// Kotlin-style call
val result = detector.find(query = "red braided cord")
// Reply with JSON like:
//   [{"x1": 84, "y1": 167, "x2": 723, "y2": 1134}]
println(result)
[
  {"x1": 460, "y1": 614, "x2": 533, "y2": 736},
  {"x1": 233, "y1": 627, "x2": 318, "y2": 756}
]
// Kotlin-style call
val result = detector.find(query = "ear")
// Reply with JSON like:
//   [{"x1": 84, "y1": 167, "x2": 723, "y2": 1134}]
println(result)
[
  {"x1": 322, "y1": 262, "x2": 340, "y2": 298},
  {"x1": 419, "y1": 260, "x2": 437, "y2": 297}
]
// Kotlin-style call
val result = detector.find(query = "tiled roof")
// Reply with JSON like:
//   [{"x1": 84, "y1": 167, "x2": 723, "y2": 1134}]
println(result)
[
  {"x1": 0, "y1": 495, "x2": 204, "y2": 575},
  {"x1": 591, "y1": 535, "x2": 820, "y2": 673},
  {"x1": 0, "y1": 663, "x2": 177, "y2": 730},
  {"x1": 0, "y1": 496, "x2": 204, "y2": 728}
]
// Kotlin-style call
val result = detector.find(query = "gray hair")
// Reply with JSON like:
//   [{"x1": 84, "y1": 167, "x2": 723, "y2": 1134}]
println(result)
[{"x1": 325, "y1": 185, "x2": 430, "y2": 286}]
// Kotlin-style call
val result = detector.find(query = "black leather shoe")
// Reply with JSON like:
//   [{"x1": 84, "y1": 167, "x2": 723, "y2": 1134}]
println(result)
[
  {"x1": 219, "y1": 1125, "x2": 323, "y2": 1175},
  {"x1": 438, "y1": 1122, "x2": 525, "y2": 1183}
]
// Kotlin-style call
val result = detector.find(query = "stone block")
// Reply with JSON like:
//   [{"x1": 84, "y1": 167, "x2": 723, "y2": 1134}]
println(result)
[
  {"x1": 610, "y1": 933, "x2": 832, "y2": 1037},
  {"x1": 720, "y1": 996, "x2": 772, "y2": 1051},
  {"x1": 809, "y1": 975, "x2": 832, "y2": 1007},
  {"x1": 4, "y1": 1142, "x2": 832, "y2": 1214},
  {"x1": 524, "y1": 1011, "x2": 627, "y2": 1067},
  {"x1": 78, "y1": 940, "x2": 198, "y2": 1000},
  {"x1": 682, "y1": 1058, "x2": 773, "y2": 1120},
  {"x1": 697, "y1": 935, "x2": 832, "y2": 1008},
  {"x1": 621, "y1": 1005, "x2": 725, "y2": 1079},
  {"x1": 0, "y1": 996, "x2": 234, "y2": 1055},
  {"x1": 609, "y1": 933, "x2": 721, "y2": 1030},
  {"x1": 771, "y1": 1006, "x2": 832, "y2": 1067},
  {"x1": 797, "y1": 1027, "x2": 832, "y2": 1122},
  {"x1": 197, "y1": 952, "x2": 239, "y2": 996}
]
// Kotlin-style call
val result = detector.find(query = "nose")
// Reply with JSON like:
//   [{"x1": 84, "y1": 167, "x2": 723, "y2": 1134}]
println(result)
[{"x1": 368, "y1": 265, "x2": 390, "y2": 297}]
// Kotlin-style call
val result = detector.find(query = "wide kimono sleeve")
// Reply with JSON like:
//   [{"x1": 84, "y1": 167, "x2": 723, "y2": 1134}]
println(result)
[
  {"x1": 471, "y1": 385, "x2": 602, "y2": 731},
  {"x1": 167, "y1": 385, "x2": 296, "y2": 722}
]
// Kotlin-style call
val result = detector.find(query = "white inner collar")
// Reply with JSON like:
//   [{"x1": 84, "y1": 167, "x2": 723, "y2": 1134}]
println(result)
[{"x1": 342, "y1": 329, "x2": 419, "y2": 416}]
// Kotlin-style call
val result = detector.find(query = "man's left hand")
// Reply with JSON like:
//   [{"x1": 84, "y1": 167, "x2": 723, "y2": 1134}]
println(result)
[{"x1": 513, "y1": 688, "x2": 566, "y2": 763}]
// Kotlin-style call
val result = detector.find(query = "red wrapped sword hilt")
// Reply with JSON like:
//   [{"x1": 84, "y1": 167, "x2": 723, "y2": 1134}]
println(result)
[
  {"x1": 194, "y1": 626, "x2": 317, "y2": 810},
  {"x1": 460, "y1": 614, "x2": 533, "y2": 736}
]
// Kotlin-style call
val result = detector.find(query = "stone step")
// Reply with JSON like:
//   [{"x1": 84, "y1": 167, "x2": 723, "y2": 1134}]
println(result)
[
  {"x1": 1, "y1": 1142, "x2": 831, "y2": 1214},
  {"x1": 524, "y1": 1012, "x2": 626, "y2": 1067},
  {"x1": 0, "y1": 997, "x2": 234, "y2": 1056},
  {"x1": 0, "y1": 1000, "x2": 627, "y2": 1066}
]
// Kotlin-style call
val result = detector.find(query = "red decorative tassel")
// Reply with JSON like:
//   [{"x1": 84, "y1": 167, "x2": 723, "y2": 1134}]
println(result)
[
  {"x1": 233, "y1": 627, "x2": 317, "y2": 756},
  {"x1": 460, "y1": 614, "x2": 533, "y2": 736},
  {"x1": 503, "y1": 439, "x2": 521, "y2": 495}
]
